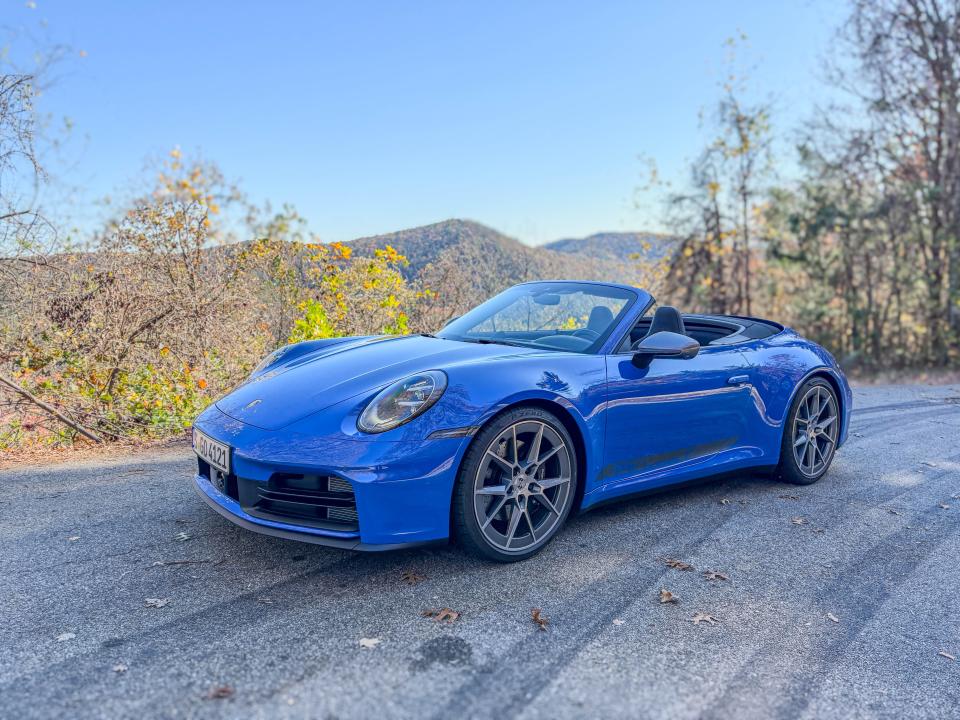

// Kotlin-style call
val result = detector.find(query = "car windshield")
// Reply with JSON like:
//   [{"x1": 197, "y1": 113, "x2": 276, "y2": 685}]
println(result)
[{"x1": 436, "y1": 282, "x2": 638, "y2": 353}]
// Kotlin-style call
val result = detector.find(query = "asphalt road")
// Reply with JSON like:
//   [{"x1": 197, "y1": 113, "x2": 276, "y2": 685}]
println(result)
[{"x1": 2, "y1": 384, "x2": 960, "y2": 720}]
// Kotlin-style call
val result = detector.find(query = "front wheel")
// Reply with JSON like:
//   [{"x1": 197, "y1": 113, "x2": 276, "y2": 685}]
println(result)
[
  {"x1": 778, "y1": 378, "x2": 840, "y2": 485},
  {"x1": 452, "y1": 407, "x2": 577, "y2": 562}
]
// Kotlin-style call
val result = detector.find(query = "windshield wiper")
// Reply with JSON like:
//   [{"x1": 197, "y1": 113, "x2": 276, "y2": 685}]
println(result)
[
  {"x1": 461, "y1": 337, "x2": 532, "y2": 348},
  {"x1": 418, "y1": 333, "x2": 438, "y2": 338}
]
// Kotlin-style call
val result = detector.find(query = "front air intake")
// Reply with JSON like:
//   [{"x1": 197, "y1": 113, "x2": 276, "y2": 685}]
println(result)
[{"x1": 238, "y1": 473, "x2": 359, "y2": 532}]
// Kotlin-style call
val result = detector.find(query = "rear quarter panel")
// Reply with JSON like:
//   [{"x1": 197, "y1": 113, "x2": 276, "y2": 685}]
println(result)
[{"x1": 737, "y1": 329, "x2": 852, "y2": 451}]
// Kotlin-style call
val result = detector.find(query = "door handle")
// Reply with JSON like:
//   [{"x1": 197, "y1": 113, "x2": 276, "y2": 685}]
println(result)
[{"x1": 727, "y1": 374, "x2": 750, "y2": 386}]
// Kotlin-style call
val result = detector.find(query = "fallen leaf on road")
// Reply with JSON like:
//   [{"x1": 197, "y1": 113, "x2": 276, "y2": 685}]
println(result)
[
  {"x1": 659, "y1": 589, "x2": 678, "y2": 604},
  {"x1": 703, "y1": 570, "x2": 729, "y2": 582},
  {"x1": 68, "y1": 536, "x2": 80, "y2": 542},
  {"x1": 358, "y1": 637, "x2": 381, "y2": 649},
  {"x1": 531, "y1": 608, "x2": 549, "y2": 631},
  {"x1": 174, "y1": 532, "x2": 191, "y2": 542},
  {"x1": 888, "y1": 509, "x2": 902, "y2": 516},
  {"x1": 144, "y1": 598, "x2": 170, "y2": 609},
  {"x1": 778, "y1": 494, "x2": 800, "y2": 501},
  {"x1": 400, "y1": 570, "x2": 426, "y2": 585},
  {"x1": 661, "y1": 557, "x2": 693, "y2": 571},
  {"x1": 939, "y1": 650, "x2": 956, "y2": 661},
  {"x1": 691, "y1": 612, "x2": 719, "y2": 625},
  {"x1": 938, "y1": 503, "x2": 950, "y2": 510},
  {"x1": 206, "y1": 685, "x2": 234, "y2": 700},
  {"x1": 791, "y1": 517, "x2": 807, "y2": 525},
  {"x1": 826, "y1": 613, "x2": 840, "y2": 623},
  {"x1": 719, "y1": 498, "x2": 731, "y2": 505},
  {"x1": 921, "y1": 461, "x2": 936, "y2": 468},
  {"x1": 612, "y1": 619, "x2": 625, "y2": 626},
  {"x1": 421, "y1": 607, "x2": 460, "y2": 623},
  {"x1": 112, "y1": 664, "x2": 127, "y2": 673},
  {"x1": 812, "y1": 528, "x2": 826, "y2": 534},
  {"x1": 56, "y1": 632, "x2": 76, "y2": 642}
]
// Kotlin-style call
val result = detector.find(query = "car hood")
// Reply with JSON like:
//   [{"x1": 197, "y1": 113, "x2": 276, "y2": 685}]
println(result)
[{"x1": 216, "y1": 335, "x2": 533, "y2": 430}]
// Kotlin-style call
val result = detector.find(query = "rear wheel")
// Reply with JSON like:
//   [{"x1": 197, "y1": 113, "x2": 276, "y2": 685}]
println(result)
[
  {"x1": 452, "y1": 407, "x2": 577, "y2": 562},
  {"x1": 778, "y1": 378, "x2": 840, "y2": 485}
]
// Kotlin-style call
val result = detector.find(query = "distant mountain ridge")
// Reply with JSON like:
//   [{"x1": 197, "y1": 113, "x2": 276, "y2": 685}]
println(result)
[
  {"x1": 543, "y1": 231, "x2": 676, "y2": 262},
  {"x1": 346, "y1": 219, "x2": 674, "y2": 289}
]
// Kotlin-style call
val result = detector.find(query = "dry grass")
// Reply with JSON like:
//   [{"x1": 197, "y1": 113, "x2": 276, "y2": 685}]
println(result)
[{"x1": 0, "y1": 433, "x2": 190, "y2": 470}]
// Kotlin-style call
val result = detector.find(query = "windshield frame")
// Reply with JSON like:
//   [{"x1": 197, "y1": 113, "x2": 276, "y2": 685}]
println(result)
[{"x1": 436, "y1": 281, "x2": 642, "y2": 354}]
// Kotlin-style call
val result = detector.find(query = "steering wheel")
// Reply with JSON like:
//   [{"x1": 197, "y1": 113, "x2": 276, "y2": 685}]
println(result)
[{"x1": 572, "y1": 328, "x2": 600, "y2": 340}]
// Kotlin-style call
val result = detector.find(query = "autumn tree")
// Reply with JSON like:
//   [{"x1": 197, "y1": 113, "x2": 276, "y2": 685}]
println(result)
[
  {"x1": 837, "y1": 0, "x2": 960, "y2": 363},
  {"x1": 0, "y1": 13, "x2": 72, "y2": 286},
  {"x1": 665, "y1": 37, "x2": 772, "y2": 316}
]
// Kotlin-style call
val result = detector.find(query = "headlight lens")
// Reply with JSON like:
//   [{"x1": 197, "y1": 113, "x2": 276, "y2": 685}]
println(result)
[{"x1": 357, "y1": 371, "x2": 447, "y2": 434}]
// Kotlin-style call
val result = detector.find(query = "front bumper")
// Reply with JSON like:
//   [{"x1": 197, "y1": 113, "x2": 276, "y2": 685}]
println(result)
[
  {"x1": 191, "y1": 404, "x2": 470, "y2": 548},
  {"x1": 193, "y1": 473, "x2": 442, "y2": 551}
]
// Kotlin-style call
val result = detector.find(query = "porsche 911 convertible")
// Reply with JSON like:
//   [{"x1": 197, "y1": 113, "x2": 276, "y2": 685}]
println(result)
[{"x1": 191, "y1": 280, "x2": 851, "y2": 562}]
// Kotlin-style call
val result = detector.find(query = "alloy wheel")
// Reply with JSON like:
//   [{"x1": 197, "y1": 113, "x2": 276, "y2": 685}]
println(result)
[
  {"x1": 792, "y1": 384, "x2": 839, "y2": 477},
  {"x1": 472, "y1": 420, "x2": 572, "y2": 554}
]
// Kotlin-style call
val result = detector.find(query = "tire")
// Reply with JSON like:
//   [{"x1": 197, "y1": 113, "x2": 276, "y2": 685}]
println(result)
[
  {"x1": 452, "y1": 406, "x2": 578, "y2": 562},
  {"x1": 777, "y1": 377, "x2": 840, "y2": 485}
]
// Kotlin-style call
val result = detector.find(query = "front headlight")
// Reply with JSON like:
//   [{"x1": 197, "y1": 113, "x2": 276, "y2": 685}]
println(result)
[{"x1": 357, "y1": 370, "x2": 447, "y2": 434}]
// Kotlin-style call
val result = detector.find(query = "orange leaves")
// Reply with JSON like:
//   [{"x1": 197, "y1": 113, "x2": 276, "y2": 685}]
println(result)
[
  {"x1": 330, "y1": 241, "x2": 352, "y2": 260},
  {"x1": 422, "y1": 608, "x2": 460, "y2": 623},
  {"x1": 531, "y1": 608, "x2": 549, "y2": 631},
  {"x1": 374, "y1": 244, "x2": 408, "y2": 267}
]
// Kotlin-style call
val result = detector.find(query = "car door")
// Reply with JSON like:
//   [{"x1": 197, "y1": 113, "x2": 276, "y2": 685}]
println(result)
[{"x1": 600, "y1": 345, "x2": 756, "y2": 490}]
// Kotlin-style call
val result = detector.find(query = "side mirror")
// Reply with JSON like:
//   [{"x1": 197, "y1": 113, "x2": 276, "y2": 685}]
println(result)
[{"x1": 632, "y1": 331, "x2": 700, "y2": 369}]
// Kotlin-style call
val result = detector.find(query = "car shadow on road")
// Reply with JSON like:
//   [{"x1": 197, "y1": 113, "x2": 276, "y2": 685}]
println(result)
[{"x1": 187, "y1": 464, "x2": 777, "y2": 588}]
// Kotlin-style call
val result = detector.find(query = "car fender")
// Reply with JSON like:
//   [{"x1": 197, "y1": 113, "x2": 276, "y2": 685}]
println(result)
[{"x1": 434, "y1": 354, "x2": 607, "y2": 490}]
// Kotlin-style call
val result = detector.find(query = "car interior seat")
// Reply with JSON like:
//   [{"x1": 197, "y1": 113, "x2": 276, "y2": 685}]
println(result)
[
  {"x1": 586, "y1": 305, "x2": 614, "y2": 334},
  {"x1": 645, "y1": 305, "x2": 686, "y2": 337}
]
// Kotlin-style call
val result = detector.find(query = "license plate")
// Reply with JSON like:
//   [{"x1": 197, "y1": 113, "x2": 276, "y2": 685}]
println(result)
[{"x1": 193, "y1": 428, "x2": 230, "y2": 475}]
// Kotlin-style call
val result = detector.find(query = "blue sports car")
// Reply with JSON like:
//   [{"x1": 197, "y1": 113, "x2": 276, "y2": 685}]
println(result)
[{"x1": 192, "y1": 281, "x2": 851, "y2": 562}]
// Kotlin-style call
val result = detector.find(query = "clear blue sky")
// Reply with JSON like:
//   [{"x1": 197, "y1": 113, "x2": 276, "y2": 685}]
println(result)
[{"x1": 13, "y1": 0, "x2": 847, "y2": 245}]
